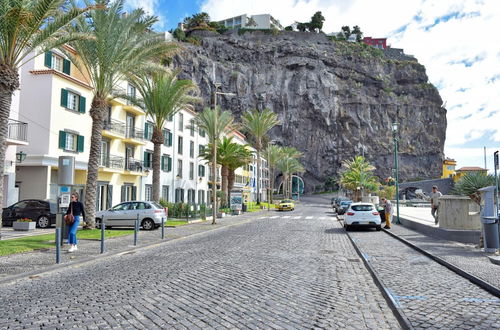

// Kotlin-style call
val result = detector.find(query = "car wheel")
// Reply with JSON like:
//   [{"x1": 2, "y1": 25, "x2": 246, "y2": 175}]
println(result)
[
  {"x1": 95, "y1": 218, "x2": 102, "y2": 229},
  {"x1": 344, "y1": 223, "x2": 350, "y2": 231},
  {"x1": 142, "y1": 218, "x2": 155, "y2": 230},
  {"x1": 376, "y1": 225, "x2": 382, "y2": 231},
  {"x1": 37, "y1": 215, "x2": 51, "y2": 228}
]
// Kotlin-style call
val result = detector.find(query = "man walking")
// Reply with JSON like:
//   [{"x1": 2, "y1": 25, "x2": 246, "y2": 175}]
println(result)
[
  {"x1": 380, "y1": 197, "x2": 392, "y2": 229},
  {"x1": 430, "y1": 185, "x2": 442, "y2": 225}
]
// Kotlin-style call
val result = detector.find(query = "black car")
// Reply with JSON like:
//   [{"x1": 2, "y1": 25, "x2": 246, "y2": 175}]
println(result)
[{"x1": 2, "y1": 199, "x2": 57, "y2": 228}]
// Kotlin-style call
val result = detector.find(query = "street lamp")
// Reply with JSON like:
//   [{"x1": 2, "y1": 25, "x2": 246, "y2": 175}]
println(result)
[{"x1": 392, "y1": 122, "x2": 400, "y2": 224}]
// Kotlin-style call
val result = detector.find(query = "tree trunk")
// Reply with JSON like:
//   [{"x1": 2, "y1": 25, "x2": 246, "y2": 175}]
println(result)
[
  {"x1": 256, "y1": 149, "x2": 261, "y2": 204},
  {"x1": 270, "y1": 167, "x2": 275, "y2": 205},
  {"x1": 84, "y1": 97, "x2": 106, "y2": 228},
  {"x1": 227, "y1": 169, "x2": 235, "y2": 206},
  {"x1": 211, "y1": 143, "x2": 217, "y2": 225},
  {"x1": 0, "y1": 65, "x2": 20, "y2": 239},
  {"x1": 221, "y1": 165, "x2": 228, "y2": 207},
  {"x1": 151, "y1": 127, "x2": 163, "y2": 202}
]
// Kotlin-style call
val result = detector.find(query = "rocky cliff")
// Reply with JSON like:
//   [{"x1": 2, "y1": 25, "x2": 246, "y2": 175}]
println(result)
[{"x1": 174, "y1": 30, "x2": 447, "y2": 191}]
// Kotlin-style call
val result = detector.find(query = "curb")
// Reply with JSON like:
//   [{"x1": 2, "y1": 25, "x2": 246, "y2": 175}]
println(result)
[
  {"x1": 0, "y1": 211, "x2": 269, "y2": 286},
  {"x1": 382, "y1": 227, "x2": 500, "y2": 298},
  {"x1": 338, "y1": 218, "x2": 414, "y2": 330},
  {"x1": 488, "y1": 255, "x2": 500, "y2": 265}
]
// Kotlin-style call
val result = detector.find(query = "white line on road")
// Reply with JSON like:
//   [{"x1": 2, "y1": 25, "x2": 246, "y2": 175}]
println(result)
[
  {"x1": 293, "y1": 216, "x2": 301, "y2": 219},
  {"x1": 270, "y1": 216, "x2": 279, "y2": 219},
  {"x1": 283, "y1": 216, "x2": 291, "y2": 219},
  {"x1": 306, "y1": 216, "x2": 313, "y2": 219}
]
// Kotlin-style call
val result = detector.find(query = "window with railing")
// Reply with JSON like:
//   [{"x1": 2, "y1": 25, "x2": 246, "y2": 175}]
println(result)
[{"x1": 7, "y1": 119, "x2": 27, "y2": 141}]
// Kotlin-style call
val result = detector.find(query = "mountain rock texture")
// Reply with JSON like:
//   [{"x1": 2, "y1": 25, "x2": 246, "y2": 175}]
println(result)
[{"x1": 174, "y1": 30, "x2": 447, "y2": 191}]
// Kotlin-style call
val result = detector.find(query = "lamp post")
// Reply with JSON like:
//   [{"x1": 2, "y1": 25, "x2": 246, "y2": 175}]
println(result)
[{"x1": 392, "y1": 122, "x2": 400, "y2": 224}]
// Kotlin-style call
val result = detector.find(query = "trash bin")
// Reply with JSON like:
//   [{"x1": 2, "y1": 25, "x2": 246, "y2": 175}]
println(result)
[
  {"x1": 242, "y1": 203, "x2": 247, "y2": 212},
  {"x1": 482, "y1": 216, "x2": 500, "y2": 252}
]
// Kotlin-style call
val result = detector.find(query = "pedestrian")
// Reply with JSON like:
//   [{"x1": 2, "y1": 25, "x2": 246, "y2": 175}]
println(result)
[
  {"x1": 380, "y1": 197, "x2": 392, "y2": 229},
  {"x1": 430, "y1": 185, "x2": 442, "y2": 225},
  {"x1": 66, "y1": 192, "x2": 85, "y2": 252}
]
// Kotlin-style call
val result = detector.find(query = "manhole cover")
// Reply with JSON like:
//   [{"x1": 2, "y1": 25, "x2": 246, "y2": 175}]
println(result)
[
  {"x1": 348, "y1": 259, "x2": 360, "y2": 262},
  {"x1": 321, "y1": 250, "x2": 336, "y2": 254}
]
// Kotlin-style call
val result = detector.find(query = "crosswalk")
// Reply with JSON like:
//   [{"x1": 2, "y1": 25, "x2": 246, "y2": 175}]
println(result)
[{"x1": 257, "y1": 215, "x2": 332, "y2": 220}]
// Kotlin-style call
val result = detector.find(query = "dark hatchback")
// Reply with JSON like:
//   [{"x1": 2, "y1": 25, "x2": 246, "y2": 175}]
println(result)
[{"x1": 2, "y1": 200, "x2": 57, "y2": 228}]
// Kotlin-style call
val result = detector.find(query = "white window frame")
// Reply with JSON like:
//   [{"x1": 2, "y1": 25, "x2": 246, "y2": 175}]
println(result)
[{"x1": 65, "y1": 132, "x2": 77, "y2": 151}]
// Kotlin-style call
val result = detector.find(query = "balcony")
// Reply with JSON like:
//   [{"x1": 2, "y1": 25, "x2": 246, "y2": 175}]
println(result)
[
  {"x1": 125, "y1": 158, "x2": 145, "y2": 172},
  {"x1": 102, "y1": 119, "x2": 125, "y2": 138},
  {"x1": 123, "y1": 126, "x2": 146, "y2": 145},
  {"x1": 6, "y1": 119, "x2": 28, "y2": 145},
  {"x1": 99, "y1": 154, "x2": 124, "y2": 171}
]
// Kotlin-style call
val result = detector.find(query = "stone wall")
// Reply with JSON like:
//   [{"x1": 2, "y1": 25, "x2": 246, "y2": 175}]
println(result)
[{"x1": 438, "y1": 195, "x2": 481, "y2": 230}]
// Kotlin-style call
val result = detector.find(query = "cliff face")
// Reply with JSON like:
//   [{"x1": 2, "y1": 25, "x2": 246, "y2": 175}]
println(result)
[{"x1": 174, "y1": 30, "x2": 447, "y2": 191}]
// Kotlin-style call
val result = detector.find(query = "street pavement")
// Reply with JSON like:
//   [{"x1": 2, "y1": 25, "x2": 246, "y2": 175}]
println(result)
[{"x1": 0, "y1": 199, "x2": 400, "y2": 329}]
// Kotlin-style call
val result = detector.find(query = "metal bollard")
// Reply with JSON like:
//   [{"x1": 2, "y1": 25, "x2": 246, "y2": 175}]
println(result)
[
  {"x1": 100, "y1": 216, "x2": 105, "y2": 254},
  {"x1": 55, "y1": 227, "x2": 61, "y2": 264},
  {"x1": 134, "y1": 214, "x2": 139, "y2": 246},
  {"x1": 161, "y1": 217, "x2": 165, "y2": 239}
]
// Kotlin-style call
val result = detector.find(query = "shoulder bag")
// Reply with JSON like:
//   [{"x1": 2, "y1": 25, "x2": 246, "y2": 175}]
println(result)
[{"x1": 64, "y1": 203, "x2": 75, "y2": 225}]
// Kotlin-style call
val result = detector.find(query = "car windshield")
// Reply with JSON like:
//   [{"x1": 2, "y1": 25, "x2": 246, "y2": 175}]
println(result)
[
  {"x1": 340, "y1": 201, "x2": 352, "y2": 205},
  {"x1": 281, "y1": 200, "x2": 293, "y2": 203},
  {"x1": 351, "y1": 205, "x2": 374, "y2": 211}
]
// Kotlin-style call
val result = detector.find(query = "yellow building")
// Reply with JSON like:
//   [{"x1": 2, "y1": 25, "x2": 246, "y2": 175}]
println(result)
[{"x1": 441, "y1": 158, "x2": 457, "y2": 179}]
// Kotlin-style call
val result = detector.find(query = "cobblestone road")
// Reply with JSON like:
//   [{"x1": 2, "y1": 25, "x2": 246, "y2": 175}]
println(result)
[
  {"x1": 0, "y1": 201, "x2": 400, "y2": 329},
  {"x1": 347, "y1": 227, "x2": 500, "y2": 329}
]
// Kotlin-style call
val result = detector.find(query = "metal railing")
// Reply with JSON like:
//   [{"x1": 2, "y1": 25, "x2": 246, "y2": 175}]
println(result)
[
  {"x1": 102, "y1": 119, "x2": 125, "y2": 136},
  {"x1": 99, "y1": 154, "x2": 125, "y2": 170},
  {"x1": 7, "y1": 119, "x2": 28, "y2": 141},
  {"x1": 125, "y1": 126, "x2": 145, "y2": 141},
  {"x1": 125, "y1": 158, "x2": 144, "y2": 172}
]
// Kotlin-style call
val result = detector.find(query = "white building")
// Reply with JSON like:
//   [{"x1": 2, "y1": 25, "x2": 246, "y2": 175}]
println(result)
[{"x1": 219, "y1": 14, "x2": 283, "y2": 30}]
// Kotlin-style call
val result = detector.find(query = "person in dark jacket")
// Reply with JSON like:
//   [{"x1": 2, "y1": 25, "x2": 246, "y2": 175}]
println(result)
[{"x1": 66, "y1": 192, "x2": 85, "y2": 252}]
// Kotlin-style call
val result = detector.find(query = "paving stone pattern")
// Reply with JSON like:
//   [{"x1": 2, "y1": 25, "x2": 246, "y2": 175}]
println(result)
[
  {"x1": 390, "y1": 224, "x2": 500, "y2": 290},
  {"x1": 348, "y1": 229, "x2": 500, "y2": 329},
  {"x1": 0, "y1": 203, "x2": 399, "y2": 329}
]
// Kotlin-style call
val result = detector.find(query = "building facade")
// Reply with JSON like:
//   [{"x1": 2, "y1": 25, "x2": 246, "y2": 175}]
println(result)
[{"x1": 219, "y1": 14, "x2": 283, "y2": 30}]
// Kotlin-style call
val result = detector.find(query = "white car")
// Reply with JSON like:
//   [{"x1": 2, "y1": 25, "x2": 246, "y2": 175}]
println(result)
[
  {"x1": 343, "y1": 202, "x2": 381, "y2": 231},
  {"x1": 96, "y1": 201, "x2": 167, "y2": 230}
]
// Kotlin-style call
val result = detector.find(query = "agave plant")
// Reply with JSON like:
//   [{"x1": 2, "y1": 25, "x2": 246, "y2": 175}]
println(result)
[{"x1": 451, "y1": 172, "x2": 496, "y2": 205}]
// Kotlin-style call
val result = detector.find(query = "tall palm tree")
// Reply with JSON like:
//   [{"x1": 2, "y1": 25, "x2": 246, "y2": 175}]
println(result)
[
  {"x1": 194, "y1": 107, "x2": 234, "y2": 224},
  {"x1": 65, "y1": 0, "x2": 178, "y2": 227},
  {"x1": 126, "y1": 69, "x2": 198, "y2": 201},
  {"x1": 264, "y1": 144, "x2": 283, "y2": 207},
  {"x1": 277, "y1": 156, "x2": 304, "y2": 199},
  {"x1": 242, "y1": 108, "x2": 278, "y2": 204},
  {"x1": 280, "y1": 147, "x2": 302, "y2": 198},
  {"x1": 0, "y1": 0, "x2": 90, "y2": 236},
  {"x1": 339, "y1": 156, "x2": 379, "y2": 201},
  {"x1": 226, "y1": 144, "x2": 253, "y2": 205}
]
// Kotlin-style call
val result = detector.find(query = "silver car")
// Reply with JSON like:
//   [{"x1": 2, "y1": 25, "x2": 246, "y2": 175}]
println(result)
[{"x1": 95, "y1": 201, "x2": 167, "y2": 230}]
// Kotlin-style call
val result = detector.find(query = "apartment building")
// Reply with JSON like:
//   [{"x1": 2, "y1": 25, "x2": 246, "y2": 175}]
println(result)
[
  {"x1": 227, "y1": 130, "x2": 252, "y2": 203},
  {"x1": 141, "y1": 109, "x2": 209, "y2": 205},
  {"x1": 219, "y1": 14, "x2": 283, "y2": 30}
]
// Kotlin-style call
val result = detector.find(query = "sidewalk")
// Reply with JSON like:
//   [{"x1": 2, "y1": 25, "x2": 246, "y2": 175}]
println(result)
[
  {"x1": 0, "y1": 227, "x2": 56, "y2": 240},
  {"x1": 0, "y1": 210, "x2": 270, "y2": 283},
  {"x1": 389, "y1": 224, "x2": 500, "y2": 290},
  {"x1": 396, "y1": 206, "x2": 481, "y2": 244}
]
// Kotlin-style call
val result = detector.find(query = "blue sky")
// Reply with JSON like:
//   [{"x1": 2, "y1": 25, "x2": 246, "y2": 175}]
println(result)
[{"x1": 125, "y1": 0, "x2": 500, "y2": 172}]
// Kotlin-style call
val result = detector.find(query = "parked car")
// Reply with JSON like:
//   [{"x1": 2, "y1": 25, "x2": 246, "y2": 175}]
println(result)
[
  {"x1": 2, "y1": 199, "x2": 57, "y2": 228},
  {"x1": 344, "y1": 202, "x2": 381, "y2": 231},
  {"x1": 95, "y1": 201, "x2": 166, "y2": 230},
  {"x1": 333, "y1": 197, "x2": 350, "y2": 213},
  {"x1": 336, "y1": 200, "x2": 353, "y2": 215},
  {"x1": 276, "y1": 199, "x2": 295, "y2": 211}
]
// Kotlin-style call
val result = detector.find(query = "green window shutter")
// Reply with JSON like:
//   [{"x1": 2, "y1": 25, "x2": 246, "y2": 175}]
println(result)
[
  {"x1": 63, "y1": 59, "x2": 71, "y2": 75},
  {"x1": 161, "y1": 155, "x2": 165, "y2": 171},
  {"x1": 168, "y1": 132, "x2": 173, "y2": 146},
  {"x1": 132, "y1": 186, "x2": 137, "y2": 201},
  {"x1": 77, "y1": 135, "x2": 84, "y2": 152},
  {"x1": 58, "y1": 131, "x2": 66, "y2": 149},
  {"x1": 121, "y1": 186, "x2": 126, "y2": 202},
  {"x1": 106, "y1": 185, "x2": 113, "y2": 209},
  {"x1": 60, "y1": 89, "x2": 68, "y2": 108},
  {"x1": 79, "y1": 96, "x2": 86, "y2": 113},
  {"x1": 144, "y1": 123, "x2": 149, "y2": 141},
  {"x1": 167, "y1": 157, "x2": 172, "y2": 172},
  {"x1": 143, "y1": 151, "x2": 148, "y2": 167},
  {"x1": 163, "y1": 130, "x2": 167, "y2": 146},
  {"x1": 44, "y1": 51, "x2": 52, "y2": 68}
]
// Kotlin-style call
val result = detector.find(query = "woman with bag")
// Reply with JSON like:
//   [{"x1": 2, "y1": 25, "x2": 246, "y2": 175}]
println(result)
[{"x1": 65, "y1": 193, "x2": 85, "y2": 252}]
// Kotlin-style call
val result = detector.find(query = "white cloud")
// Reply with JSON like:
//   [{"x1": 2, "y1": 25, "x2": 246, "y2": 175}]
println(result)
[
  {"x1": 201, "y1": 0, "x2": 500, "y2": 169},
  {"x1": 125, "y1": 0, "x2": 167, "y2": 29}
]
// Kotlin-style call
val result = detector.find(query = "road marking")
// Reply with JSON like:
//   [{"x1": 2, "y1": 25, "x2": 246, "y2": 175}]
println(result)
[
  {"x1": 270, "y1": 216, "x2": 279, "y2": 219},
  {"x1": 283, "y1": 216, "x2": 291, "y2": 219},
  {"x1": 292, "y1": 216, "x2": 301, "y2": 219},
  {"x1": 306, "y1": 216, "x2": 313, "y2": 219}
]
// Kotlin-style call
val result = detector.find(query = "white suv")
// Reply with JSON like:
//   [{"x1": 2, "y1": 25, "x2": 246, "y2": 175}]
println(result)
[{"x1": 343, "y1": 202, "x2": 381, "y2": 231}]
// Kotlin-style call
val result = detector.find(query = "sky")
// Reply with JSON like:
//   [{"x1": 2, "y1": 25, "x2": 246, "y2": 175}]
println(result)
[{"x1": 125, "y1": 0, "x2": 500, "y2": 173}]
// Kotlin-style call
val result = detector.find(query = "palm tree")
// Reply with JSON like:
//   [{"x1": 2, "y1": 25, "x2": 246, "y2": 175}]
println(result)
[
  {"x1": 0, "y1": 0, "x2": 90, "y2": 236},
  {"x1": 126, "y1": 69, "x2": 198, "y2": 201},
  {"x1": 339, "y1": 156, "x2": 379, "y2": 201},
  {"x1": 264, "y1": 144, "x2": 283, "y2": 206},
  {"x1": 280, "y1": 147, "x2": 302, "y2": 198},
  {"x1": 242, "y1": 108, "x2": 279, "y2": 204},
  {"x1": 194, "y1": 107, "x2": 234, "y2": 224},
  {"x1": 227, "y1": 144, "x2": 253, "y2": 205},
  {"x1": 277, "y1": 156, "x2": 304, "y2": 199},
  {"x1": 65, "y1": 0, "x2": 178, "y2": 227}
]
